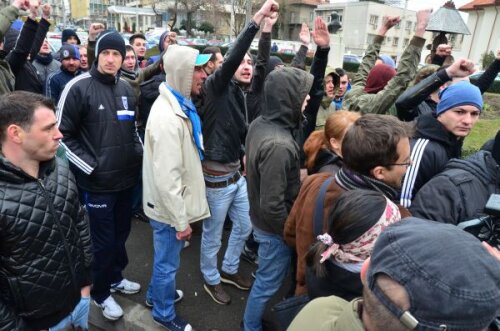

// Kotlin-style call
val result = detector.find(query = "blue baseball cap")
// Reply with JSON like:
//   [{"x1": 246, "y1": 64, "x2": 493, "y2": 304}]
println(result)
[{"x1": 195, "y1": 53, "x2": 211, "y2": 66}]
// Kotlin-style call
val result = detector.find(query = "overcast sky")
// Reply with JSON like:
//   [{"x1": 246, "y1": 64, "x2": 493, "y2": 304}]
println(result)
[{"x1": 406, "y1": 0, "x2": 471, "y2": 11}]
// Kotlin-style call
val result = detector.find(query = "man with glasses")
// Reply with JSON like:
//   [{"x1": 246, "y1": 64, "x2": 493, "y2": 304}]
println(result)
[{"x1": 285, "y1": 114, "x2": 413, "y2": 296}]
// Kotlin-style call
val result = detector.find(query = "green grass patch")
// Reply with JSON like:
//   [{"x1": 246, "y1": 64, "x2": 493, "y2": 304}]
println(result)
[{"x1": 463, "y1": 117, "x2": 500, "y2": 156}]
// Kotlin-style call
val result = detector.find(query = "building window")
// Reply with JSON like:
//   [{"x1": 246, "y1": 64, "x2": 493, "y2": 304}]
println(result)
[
  {"x1": 403, "y1": 38, "x2": 409, "y2": 47},
  {"x1": 406, "y1": 21, "x2": 412, "y2": 31},
  {"x1": 369, "y1": 15, "x2": 378, "y2": 27},
  {"x1": 393, "y1": 37, "x2": 399, "y2": 46},
  {"x1": 395, "y1": 21, "x2": 400, "y2": 29}
]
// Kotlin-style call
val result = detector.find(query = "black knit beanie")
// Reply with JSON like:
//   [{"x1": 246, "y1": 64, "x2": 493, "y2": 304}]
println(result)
[{"x1": 95, "y1": 31, "x2": 126, "y2": 61}]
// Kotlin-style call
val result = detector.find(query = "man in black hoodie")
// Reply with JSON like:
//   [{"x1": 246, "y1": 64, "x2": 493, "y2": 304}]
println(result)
[
  {"x1": 399, "y1": 71, "x2": 482, "y2": 208},
  {"x1": 410, "y1": 131, "x2": 500, "y2": 225},
  {"x1": 244, "y1": 66, "x2": 314, "y2": 331}
]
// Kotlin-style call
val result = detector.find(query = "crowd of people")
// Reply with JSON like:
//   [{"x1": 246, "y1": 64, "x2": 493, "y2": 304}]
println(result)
[{"x1": 0, "y1": 0, "x2": 499, "y2": 330}]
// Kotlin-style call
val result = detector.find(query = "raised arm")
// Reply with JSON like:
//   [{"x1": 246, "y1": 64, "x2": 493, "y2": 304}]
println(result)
[
  {"x1": 290, "y1": 23, "x2": 310, "y2": 70},
  {"x1": 251, "y1": 14, "x2": 277, "y2": 93},
  {"x1": 204, "y1": 0, "x2": 278, "y2": 95},
  {"x1": 29, "y1": 3, "x2": 51, "y2": 62},
  {"x1": 302, "y1": 16, "x2": 330, "y2": 141},
  {"x1": 362, "y1": 9, "x2": 432, "y2": 114},
  {"x1": 474, "y1": 49, "x2": 500, "y2": 94},
  {"x1": 352, "y1": 15, "x2": 400, "y2": 87},
  {"x1": 396, "y1": 58, "x2": 475, "y2": 120},
  {"x1": 0, "y1": 0, "x2": 27, "y2": 40}
]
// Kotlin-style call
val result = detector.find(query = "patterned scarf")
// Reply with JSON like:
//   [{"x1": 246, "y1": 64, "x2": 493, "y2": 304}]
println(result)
[
  {"x1": 318, "y1": 198, "x2": 401, "y2": 264},
  {"x1": 335, "y1": 167, "x2": 399, "y2": 202},
  {"x1": 166, "y1": 84, "x2": 204, "y2": 160}
]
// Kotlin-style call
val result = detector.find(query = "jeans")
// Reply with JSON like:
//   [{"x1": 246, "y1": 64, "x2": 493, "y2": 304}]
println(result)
[
  {"x1": 146, "y1": 219, "x2": 184, "y2": 322},
  {"x1": 81, "y1": 188, "x2": 133, "y2": 303},
  {"x1": 200, "y1": 173, "x2": 252, "y2": 285},
  {"x1": 49, "y1": 296, "x2": 90, "y2": 331},
  {"x1": 243, "y1": 228, "x2": 291, "y2": 331}
]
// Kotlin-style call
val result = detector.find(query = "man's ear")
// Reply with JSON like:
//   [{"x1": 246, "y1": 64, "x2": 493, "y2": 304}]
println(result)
[
  {"x1": 6, "y1": 124, "x2": 24, "y2": 144},
  {"x1": 360, "y1": 257, "x2": 371, "y2": 285},
  {"x1": 370, "y1": 166, "x2": 385, "y2": 182}
]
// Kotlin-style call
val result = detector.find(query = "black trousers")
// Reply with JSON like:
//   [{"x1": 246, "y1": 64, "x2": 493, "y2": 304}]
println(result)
[{"x1": 81, "y1": 188, "x2": 133, "y2": 303}]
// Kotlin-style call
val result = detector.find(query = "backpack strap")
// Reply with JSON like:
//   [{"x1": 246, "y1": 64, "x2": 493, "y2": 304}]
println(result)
[{"x1": 313, "y1": 176, "x2": 335, "y2": 237}]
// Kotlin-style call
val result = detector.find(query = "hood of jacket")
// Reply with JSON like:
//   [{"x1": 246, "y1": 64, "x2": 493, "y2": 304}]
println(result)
[
  {"x1": 261, "y1": 67, "x2": 313, "y2": 130},
  {"x1": 415, "y1": 112, "x2": 462, "y2": 153},
  {"x1": 445, "y1": 150, "x2": 499, "y2": 188},
  {"x1": 162, "y1": 44, "x2": 197, "y2": 99}
]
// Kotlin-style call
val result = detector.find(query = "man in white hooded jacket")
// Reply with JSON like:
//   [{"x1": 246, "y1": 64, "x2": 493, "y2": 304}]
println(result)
[{"x1": 142, "y1": 45, "x2": 211, "y2": 331}]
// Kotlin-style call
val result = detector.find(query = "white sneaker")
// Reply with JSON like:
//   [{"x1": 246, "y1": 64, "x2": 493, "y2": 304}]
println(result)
[
  {"x1": 110, "y1": 278, "x2": 141, "y2": 294},
  {"x1": 94, "y1": 295, "x2": 123, "y2": 321}
]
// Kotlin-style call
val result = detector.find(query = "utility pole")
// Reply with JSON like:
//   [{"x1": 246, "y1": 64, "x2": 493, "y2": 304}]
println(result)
[
  {"x1": 230, "y1": 0, "x2": 235, "y2": 40},
  {"x1": 245, "y1": 0, "x2": 251, "y2": 26},
  {"x1": 396, "y1": 0, "x2": 408, "y2": 62}
]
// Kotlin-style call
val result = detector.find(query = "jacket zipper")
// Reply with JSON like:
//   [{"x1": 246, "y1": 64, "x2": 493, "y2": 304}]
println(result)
[{"x1": 38, "y1": 179, "x2": 79, "y2": 293}]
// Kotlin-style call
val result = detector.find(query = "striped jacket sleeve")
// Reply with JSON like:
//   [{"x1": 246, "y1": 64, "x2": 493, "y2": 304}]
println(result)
[{"x1": 56, "y1": 73, "x2": 97, "y2": 175}]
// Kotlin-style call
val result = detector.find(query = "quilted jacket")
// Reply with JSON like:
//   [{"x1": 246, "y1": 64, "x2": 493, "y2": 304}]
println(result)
[{"x1": 0, "y1": 156, "x2": 93, "y2": 331}]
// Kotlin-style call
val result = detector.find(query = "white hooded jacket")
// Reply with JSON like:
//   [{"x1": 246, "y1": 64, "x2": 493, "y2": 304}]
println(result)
[{"x1": 142, "y1": 45, "x2": 210, "y2": 230}]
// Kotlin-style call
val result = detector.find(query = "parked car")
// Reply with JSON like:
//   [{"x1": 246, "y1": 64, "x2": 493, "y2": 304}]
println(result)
[
  {"x1": 46, "y1": 32, "x2": 62, "y2": 55},
  {"x1": 191, "y1": 38, "x2": 208, "y2": 46},
  {"x1": 207, "y1": 39, "x2": 223, "y2": 46},
  {"x1": 343, "y1": 54, "x2": 361, "y2": 64}
]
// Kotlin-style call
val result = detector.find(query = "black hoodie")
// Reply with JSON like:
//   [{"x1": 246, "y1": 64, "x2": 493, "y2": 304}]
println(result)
[
  {"x1": 245, "y1": 67, "x2": 313, "y2": 235},
  {"x1": 400, "y1": 112, "x2": 463, "y2": 207},
  {"x1": 410, "y1": 150, "x2": 500, "y2": 224}
]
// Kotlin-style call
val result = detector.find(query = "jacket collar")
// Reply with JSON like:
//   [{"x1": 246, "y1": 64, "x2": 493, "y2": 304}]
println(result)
[
  {"x1": 90, "y1": 63, "x2": 120, "y2": 85},
  {"x1": 0, "y1": 155, "x2": 56, "y2": 183}
]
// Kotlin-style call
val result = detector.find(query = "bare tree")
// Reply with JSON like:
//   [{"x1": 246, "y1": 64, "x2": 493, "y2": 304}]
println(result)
[
  {"x1": 223, "y1": 0, "x2": 259, "y2": 37},
  {"x1": 152, "y1": 0, "x2": 179, "y2": 30}
]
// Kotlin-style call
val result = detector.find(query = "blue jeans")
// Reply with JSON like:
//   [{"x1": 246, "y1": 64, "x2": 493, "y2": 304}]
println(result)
[
  {"x1": 49, "y1": 296, "x2": 90, "y2": 331},
  {"x1": 243, "y1": 228, "x2": 291, "y2": 331},
  {"x1": 200, "y1": 173, "x2": 252, "y2": 285},
  {"x1": 146, "y1": 219, "x2": 184, "y2": 322}
]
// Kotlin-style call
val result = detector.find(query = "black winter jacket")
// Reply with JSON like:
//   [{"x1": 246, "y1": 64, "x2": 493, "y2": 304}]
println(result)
[
  {"x1": 46, "y1": 67, "x2": 81, "y2": 103},
  {"x1": 246, "y1": 67, "x2": 313, "y2": 235},
  {"x1": 200, "y1": 21, "x2": 268, "y2": 164},
  {"x1": 6, "y1": 17, "x2": 48, "y2": 93},
  {"x1": 305, "y1": 261, "x2": 362, "y2": 301},
  {"x1": 0, "y1": 157, "x2": 92, "y2": 331},
  {"x1": 400, "y1": 112, "x2": 463, "y2": 207},
  {"x1": 395, "y1": 68, "x2": 448, "y2": 121},
  {"x1": 138, "y1": 72, "x2": 165, "y2": 132},
  {"x1": 57, "y1": 65, "x2": 142, "y2": 193},
  {"x1": 410, "y1": 151, "x2": 500, "y2": 224}
]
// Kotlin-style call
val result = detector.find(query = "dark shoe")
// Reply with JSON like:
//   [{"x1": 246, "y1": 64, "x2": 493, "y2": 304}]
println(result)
[
  {"x1": 153, "y1": 316, "x2": 192, "y2": 331},
  {"x1": 203, "y1": 283, "x2": 231, "y2": 305},
  {"x1": 241, "y1": 245, "x2": 259, "y2": 265},
  {"x1": 133, "y1": 210, "x2": 149, "y2": 223},
  {"x1": 220, "y1": 271, "x2": 252, "y2": 290},
  {"x1": 145, "y1": 290, "x2": 184, "y2": 308}
]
